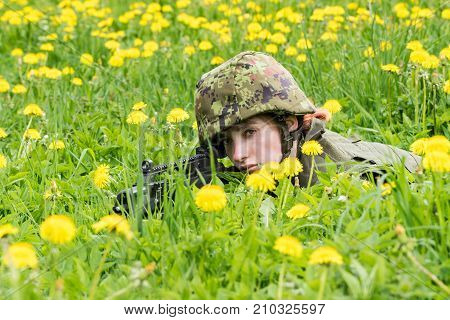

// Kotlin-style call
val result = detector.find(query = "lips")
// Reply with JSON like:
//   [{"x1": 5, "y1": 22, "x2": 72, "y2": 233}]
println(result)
[{"x1": 240, "y1": 164, "x2": 259, "y2": 173}]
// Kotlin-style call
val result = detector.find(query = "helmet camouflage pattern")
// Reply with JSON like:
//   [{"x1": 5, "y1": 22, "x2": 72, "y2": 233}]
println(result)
[{"x1": 194, "y1": 51, "x2": 317, "y2": 145}]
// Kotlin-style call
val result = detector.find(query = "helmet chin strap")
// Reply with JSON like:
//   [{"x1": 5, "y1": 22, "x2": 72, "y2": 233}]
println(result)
[{"x1": 277, "y1": 115, "x2": 305, "y2": 161}]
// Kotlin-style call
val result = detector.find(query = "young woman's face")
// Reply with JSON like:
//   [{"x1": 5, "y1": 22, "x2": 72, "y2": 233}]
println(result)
[{"x1": 223, "y1": 115, "x2": 283, "y2": 173}]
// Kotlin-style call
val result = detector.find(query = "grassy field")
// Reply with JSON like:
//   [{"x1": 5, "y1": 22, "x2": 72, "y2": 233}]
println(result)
[{"x1": 0, "y1": 0, "x2": 449, "y2": 299}]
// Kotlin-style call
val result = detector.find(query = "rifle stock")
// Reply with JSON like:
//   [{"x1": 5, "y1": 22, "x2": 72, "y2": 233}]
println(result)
[{"x1": 112, "y1": 147, "x2": 233, "y2": 216}]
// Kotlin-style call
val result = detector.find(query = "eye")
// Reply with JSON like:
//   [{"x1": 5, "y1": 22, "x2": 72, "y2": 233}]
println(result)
[{"x1": 244, "y1": 129, "x2": 257, "y2": 137}]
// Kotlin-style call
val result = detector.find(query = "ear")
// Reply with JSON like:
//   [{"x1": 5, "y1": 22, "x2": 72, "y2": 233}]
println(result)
[{"x1": 285, "y1": 115, "x2": 299, "y2": 132}]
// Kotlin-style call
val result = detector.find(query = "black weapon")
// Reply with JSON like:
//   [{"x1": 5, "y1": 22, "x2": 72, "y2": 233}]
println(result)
[{"x1": 112, "y1": 147, "x2": 235, "y2": 216}]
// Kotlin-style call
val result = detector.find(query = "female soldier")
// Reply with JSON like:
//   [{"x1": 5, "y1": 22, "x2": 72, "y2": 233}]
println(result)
[{"x1": 194, "y1": 51, "x2": 421, "y2": 187}]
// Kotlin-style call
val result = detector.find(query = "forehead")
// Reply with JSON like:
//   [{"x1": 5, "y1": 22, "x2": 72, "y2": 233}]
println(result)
[{"x1": 224, "y1": 114, "x2": 276, "y2": 133}]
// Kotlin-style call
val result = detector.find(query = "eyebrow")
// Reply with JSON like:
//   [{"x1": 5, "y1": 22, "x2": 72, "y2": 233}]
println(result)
[
  {"x1": 234, "y1": 118, "x2": 261, "y2": 129},
  {"x1": 223, "y1": 117, "x2": 269, "y2": 137},
  {"x1": 244, "y1": 118, "x2": 261, "y2": 125},
  {"x1": 224, "y1": 121, "x2": 254, "y2": 135}
]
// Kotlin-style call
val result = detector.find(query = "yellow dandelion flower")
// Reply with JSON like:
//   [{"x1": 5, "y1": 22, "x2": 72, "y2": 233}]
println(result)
[
  {"x1": 23, "y1": 128, "x2": 41, "y2": 140},
  {"x1": 194, "y1": 184, "x2": 227, "y2": 212},
  {"x1": 333, "y1": 60, "x2": 343, "y2": 71},
  {"x1": 46, "y1": 33, "x2": 58, "y2": 41},
  {"x1": 11, "y1": 48, "x2": 23, "y2": 57},
  {"x1": 410, "y1": 138, "x2": 428, "y2": 155},
  {"x1": 280, "y1": 157, "x2": 303, "y2": 177},
  {"x1": 409, "y1": 50, "x2": 429, "y2": 64},
  {"x1": 440, "y1": 47, "x2": 450, "y2": 60},
  {"x1": 442, "y1": 8, "x2": 450, "y2": 19},
  {"x1": 362, "y1": 180, "x2": 374, "y2": 191},
  {"x1": 422, "y1": 151, "x2": 450, "y2": 173},
  {"x1": 301, "y1": 140, "x2": 323, "y2": 156},
  {"x1": 108, "y1": 54, "x2": 124, "y2": 67},
  {"x1": 23, "y1": 53, "x2": 40, "y2": 65},
  {"x1": 183, "y1": 45, "x2": 196, "y2": 56},
  {"x1": 270, "y1": 32, "x2": 287, "y2": 45},
  {"x1": 273, "y1": 235, "x2": 303, "y2": 258},
  {"x1": 247, "y1": 22, "x2": 262, "y2": 33},
  {"x1": 71, "y1": 77, "x2": 82, "y2": 86},
  {"x1": 322, "y1": 99, "x2": 342, "y2": 114},
  {"x1": 308, "y1": 246, "x2": 343, "y2": 265},
  {"x1": 44, "y1": 68, "x2": 62, "y2": 80},
  {"x1": 92, "y1": 164, "x2": 110, "y2": 188},
  {"x1": 23, "y1": 103, "x2": 45, "y2": 117},
  {"x1": 105, "y1": 40, "x2": 120, "y2": 51},
  {"x1": 254, "y1": 29, "x2": 268, "y2": 40},
  {"x1": 0, "y1": 154, "x2": 7, "y2": 169},
  {"x1": 406, "y1": 40, "x2": 423, "y2": 51},
  {"x1": 425, "y1": 135, "x2": 450, "y2": 154},
  {"x1": 62, "y1": 66, "x2": 75, "y2": 75},
  {"x1": 80, "y1": 53, "x2": 94, "y2": 65},
  {"x1": 320, "y1": 31, "x2": 338, "y2": 42},
  {"x1": 3, "y1": 242, "x2": 38, "y2": 269},
  {"x1": 296, "y1": 38, "x2": 312, "y2": 49},
  {"x1": 0, "y1": 78, "x2": 10, "y2": 93},
  {"x1": 296, "y1": 53, "x2": 307, "y2": 63},
  {"x1": 118, "y1": 49, "x2": 138, "y2": 59},
  {"x1": 261, "y1": 161, "x2": 285, "y2": 180},
  {"x1": 48, "y1": 140, "x2": 65, "y2": 150},
  {"x1": 132, "y1": 101, "x2": 147, "y2": 110},
  {"x1": 347, "y1": 3, "x2": 358, "y2": 10},
  {"x1": 381, "y1": 64, "x2": 400, "y2": 74},
  {"x1": 126, "y1": 110, "x2": 148, "y2": 125},
  {"x1": 381, "y1": 182, "x2": 395, "y2": 196},
  {"x1": 12, "y1": 84, "x2": 27, "y2": 94},
  {"x1": 284, "y1": 46, "x2": 297, "y2": 56},
  {"x1": 286, "y1": 203, "x2": 310, "y2": 220},
  {"x1": 379, "y1": 40, "x2": 392, "y2": 52},
  {"x1": 166, "y1": 107, "x2": 190, "y2": 123},
  {"x1": 40, "y1": 43, "x2": 54, "y2": 52},
  {"x1": 444, "y1": 80, "x2": 450, "y2": 94},
  {"x1": 246, "y1": 170, "x2": 276, "y2": 192},
  {"x1": 421, "y1": 55, "x2": 440, "y2": 69},
  {"x1": 0, "y1": 128, "x2": 8, "y2": 139},
  {"x1": 363, "y1": 46, "x2": 375, "y2": 58},
  {"x1": 396, "y1": 7, "x2": 409, "y2": 19},
  {"x1": 198, "y1": 40, "x2": 213, "y2": 51},
  {"x1": 0, "y1": 223, "x2": 18, "y2": 238},
  {"x1": 211, "y1": 56, "x2": 224, "y2": 65},
  {"x1": 176, "y1": 0, "x2": 190, "y2": 9},
  {"x1": 192, "y1": 121, "x2": 198, "y2": 130},
  {"x1": 417, "y1": 8, "x2": 433, "y2": 19},
  {"x1": 40, "y1": 215, "x2": 76, "y2": 244},
  {"x1": 92, "y1": 214, "x2": 133, "y2": 240},
  {"x1": 162, "y1": 4, "x2": 172, "y2": 12},
  {"x1": 265, "y1": 43, "x2": 278, "y2": 54}
]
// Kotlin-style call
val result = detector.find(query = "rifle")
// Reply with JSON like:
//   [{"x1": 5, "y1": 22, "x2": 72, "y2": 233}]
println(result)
[{"x1": 112, "y1": 147, "x2": 238, "y2": 216}]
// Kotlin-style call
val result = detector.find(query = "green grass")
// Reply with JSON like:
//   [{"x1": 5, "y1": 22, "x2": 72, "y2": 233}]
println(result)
[{"x1": 0, "y1": 0, "x2": 448, "y2": 299}]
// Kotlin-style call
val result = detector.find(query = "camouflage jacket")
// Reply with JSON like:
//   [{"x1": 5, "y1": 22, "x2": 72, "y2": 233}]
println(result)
[{"x1": 295, "y1": 118, "x2": 422, "y2": 187}]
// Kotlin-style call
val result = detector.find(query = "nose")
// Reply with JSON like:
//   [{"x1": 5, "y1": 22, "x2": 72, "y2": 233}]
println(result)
[{"x1": 232, "y1": 138, "x2": 248, "y2": 164}]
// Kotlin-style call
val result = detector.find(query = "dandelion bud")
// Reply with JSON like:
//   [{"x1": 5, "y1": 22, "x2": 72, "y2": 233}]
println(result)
[{"x1": 395, "y1": 224, "x2": 406, "y2": 237}]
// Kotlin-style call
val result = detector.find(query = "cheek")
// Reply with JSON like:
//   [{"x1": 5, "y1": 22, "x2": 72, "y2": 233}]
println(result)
[
  {"x1": 256, "y1": 127, "x2": 282, "y2": 163},
  {"x1": 225, "y1": 137, "x2": 255, "y2": 159}
]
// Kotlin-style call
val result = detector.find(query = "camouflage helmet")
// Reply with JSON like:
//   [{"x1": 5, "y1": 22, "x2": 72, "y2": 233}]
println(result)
[{"x1": 194, "y1": 51, "x2": 317, "y2": 149}]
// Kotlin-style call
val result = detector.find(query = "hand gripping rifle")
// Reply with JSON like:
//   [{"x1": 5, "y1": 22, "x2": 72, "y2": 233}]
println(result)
[{"x1": 112, "y1": 147, "x2": 236, "y2": 216}]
